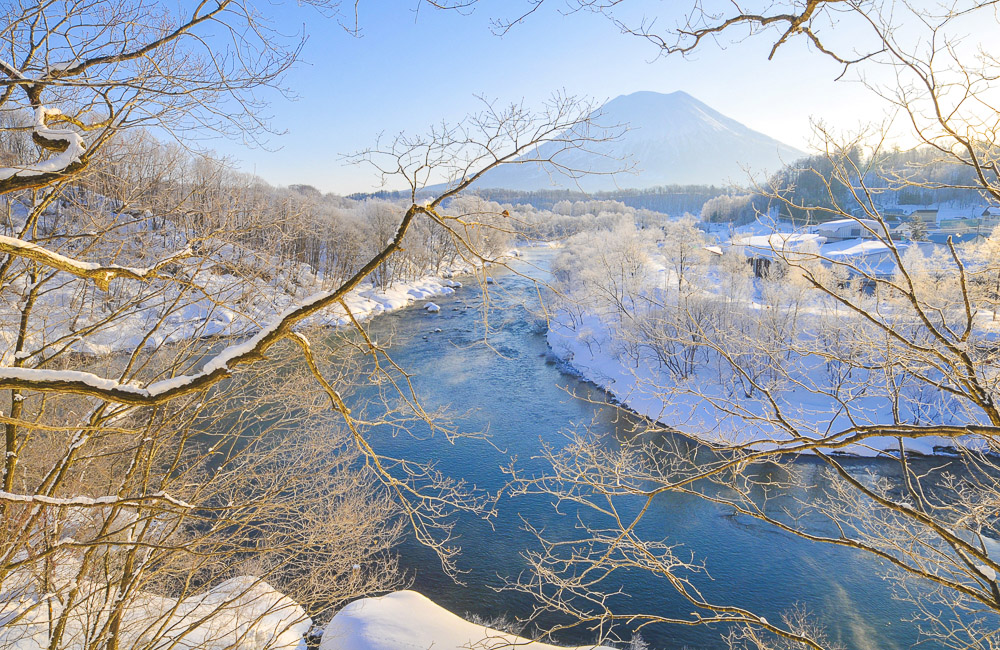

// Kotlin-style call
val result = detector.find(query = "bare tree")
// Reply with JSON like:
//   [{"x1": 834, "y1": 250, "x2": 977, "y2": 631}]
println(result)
[
  {"x1": 0, "y1": 3, "x2": 626, "y2": 647},
  {"x1": 483, "y1": 1, "x2": 1000, "y2": 649}
]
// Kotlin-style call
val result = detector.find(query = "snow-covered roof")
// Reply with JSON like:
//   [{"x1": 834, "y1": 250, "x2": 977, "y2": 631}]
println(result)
[
  {"x1": 814, "y1": 218, "x2": 879, "y2": 230},
  {"x1": 820, "y1": 238, "x2": 899, "y2": 277},
  {"x1": 732, "y1": 233, "x2": 825, "y2": 260},
  {"x1": 935, "y1": 206, "x2": 982, "y2": 220},
  {"x1": 821, "y1": 239, "x2": 892, "y2": 257}
]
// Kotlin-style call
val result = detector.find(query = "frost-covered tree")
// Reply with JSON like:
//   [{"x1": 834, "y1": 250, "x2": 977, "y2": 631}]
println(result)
[
  {"x1": 497, "y1": 1, "x2": 1000, "y2": 649},
  {"x1": 0, "y1": 2, "x2": 616, "y2": 649},
  {"x1": 552, "y1": 217, "x2": 652, "y2": 321}
]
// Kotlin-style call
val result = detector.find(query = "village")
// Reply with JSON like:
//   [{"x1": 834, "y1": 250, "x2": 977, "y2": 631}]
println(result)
[{"x1": 720, "y1": 205, "x2": 1000, "y2": 280}]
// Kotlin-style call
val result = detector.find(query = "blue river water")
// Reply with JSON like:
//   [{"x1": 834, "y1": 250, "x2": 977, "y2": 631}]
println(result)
[{"x1": 343, "y1": 249, "x2": 943, "y2": 650}]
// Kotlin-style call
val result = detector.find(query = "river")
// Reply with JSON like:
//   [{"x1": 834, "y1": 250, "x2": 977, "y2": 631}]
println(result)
[{"x1": 342, "y1": 248, "x2": 949, "y2": 650}]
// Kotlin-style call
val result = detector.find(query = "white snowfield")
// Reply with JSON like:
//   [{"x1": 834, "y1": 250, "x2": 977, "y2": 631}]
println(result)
[
  {"x1": 0, "y1": 575, "x2": 309, "y2": 650},
  {"x1": 321, "y1": 590, "x2": 612, "y2": 650},
  {"x1": 3, "y1": 576, "x2": 610, "y2": 650}
]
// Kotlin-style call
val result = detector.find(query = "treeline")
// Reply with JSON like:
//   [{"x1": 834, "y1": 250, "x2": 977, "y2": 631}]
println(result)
[
  {"x1": 462, "y1": 185, "x2": 733, "y2": 214},
  {"x1": 346, "y1": 147, "x2": 996, "y2": 229},
  {"x1": 701, "y1": 146, "x2": 991, "y2": 225},
  {"x1": 3, "y1": 126, "x2": 711, "y2": 281},
  {"x1": 506, "y1": 199, "x2": 677, "y2": 240},
  {"x1": 3, "y1": 130, "x2": 513, "y2": 292},
  {"x1": 352, "y1": 185, "x2": 734, "y2": 215},
  {"x1": 0, "y1": 127, "x2": 692, "y2": 293}
]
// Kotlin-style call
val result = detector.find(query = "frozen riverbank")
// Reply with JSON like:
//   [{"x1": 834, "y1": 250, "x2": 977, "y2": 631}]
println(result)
[
  {"x1": 321, "y1": 591, "x2": 610, "y2": 650},
  {"x1": 546, "y1": 310, "x2": 983, "y2": 458}
]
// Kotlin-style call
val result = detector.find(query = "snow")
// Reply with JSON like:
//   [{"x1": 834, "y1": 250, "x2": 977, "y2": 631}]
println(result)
[
  {"x1": 547, "y1": 309, "x2": 989, "y2": 456},
  {"x1": 5, "y1": 584, "x2": 610, "y2": 650},
  {"x1": 0, "y1": 490, "x2": 191, "y2": 509},
  {"x1": 0, "y1": 269, "x2": 465, "y2": 400},
  {"x1": 466, "y1": 90, "x2": 802, "y2": 191},
  {"x1": 0, "y1": 367, "x2": 149, "y2": 395},
  {"x1": 0, "y1": 209, "x2": 470, "y2": 397},
  {"x1": 821, "y1": 239, "x2": 892, "y2": 257},
  {"x1": 0, "y1": 59, "x2": 24, "y2": 80},
  {"x1": 813, "y1": 218, "x2": 878, "y2": 229},
  {"x1": 0, "y1": 574, "x2": 308, "y2": 650},
  {"x1": 732, "y1": 233, "x2": 825, "y2": 259},
  {"x1": 546, "y1": 230, "x2": 996, "y2": 457},
  {"x1": 425, "y1": 302, "x2": 440, "y2": 312},
  {"x1": 44, "y1": 61, "x2": 76, "y2": 75},
  {"x1": 0, "y1": 235, "x2": 106, "y2": 272},
  {"x1": 321, "y1": 590, "x2": 611, "y2": 650},
  {"x1": 0, "y1": 107, "x2": 86, "y2": 182},
  {"x1": 820, "y1": 238, "x2": 900, "y2": 277},
  {"x1": 168, "y1": 576, "x2": 309, "y2": 650}
]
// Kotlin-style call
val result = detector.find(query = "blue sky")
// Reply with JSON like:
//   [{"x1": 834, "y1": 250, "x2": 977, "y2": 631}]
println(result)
[{"x1": 213, "y1": 1, "x2": 889, "y2": 194}]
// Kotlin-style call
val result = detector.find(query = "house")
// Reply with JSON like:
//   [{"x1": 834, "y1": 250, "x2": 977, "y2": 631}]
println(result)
[
  {"x1": 908, "y1": 209, "x2": 939, "y2": 224},
  {"x1": 821, "y1": 239, "x2": 900, "y2": 280},
  {"x1": 732, "y1": 233, "x2": 825, "y2": 277},
  {"x1": 881, "y1": 207, "x2": 909, "y2": 222},
  {"x1": 811, "y1": 218, "x2": 880, "y2": 242},
  {"x1": 937, "y1": 217, "x2": 979, "y2": 235},
  {"x1": 982, "y1": 207, "x2": 1000, "y2": 230}
]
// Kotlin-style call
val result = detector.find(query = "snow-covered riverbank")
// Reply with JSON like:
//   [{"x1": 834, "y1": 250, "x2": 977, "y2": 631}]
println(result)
[
  {"x1": 321, "y1": 591, "x2": 610, "y2": 650},
  {"x1": 546, "y1": 310, "x2": 982, "y2": 457},
  {"x1": 1, "y1": 264, "x2": 463, "y2": 362},
  {"x1": 4, "y1": 569, "x2": 607, "y2": 650}
]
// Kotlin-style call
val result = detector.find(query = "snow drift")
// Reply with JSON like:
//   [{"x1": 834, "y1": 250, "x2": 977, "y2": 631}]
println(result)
[{"x1": 321, "y1": 590, "x2": 611, "y2": 650}]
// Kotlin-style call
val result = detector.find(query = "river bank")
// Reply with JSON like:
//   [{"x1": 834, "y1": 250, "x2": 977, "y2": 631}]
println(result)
[{"x1": 354, "y1": 249, "x2": 945, "y2": 650}]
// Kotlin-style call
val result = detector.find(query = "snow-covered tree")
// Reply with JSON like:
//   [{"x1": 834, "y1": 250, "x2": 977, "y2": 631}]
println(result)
[
  {"x1": 0, "y1": 2, "x2": 617, "y2": 649},
  {"x1": 498, "y1": 2, "x2": 1000, "y2": 649}
]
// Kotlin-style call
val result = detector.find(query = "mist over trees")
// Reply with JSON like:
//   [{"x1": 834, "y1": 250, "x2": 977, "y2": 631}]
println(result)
[{"x1": 458, "y1": 185, "x2": 733, "y2": 213}]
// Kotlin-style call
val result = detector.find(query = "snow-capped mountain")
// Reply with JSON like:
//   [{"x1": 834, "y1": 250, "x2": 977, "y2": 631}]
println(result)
[{"x1": 473, "y1": 90, "x2": 804, "y2": 191}]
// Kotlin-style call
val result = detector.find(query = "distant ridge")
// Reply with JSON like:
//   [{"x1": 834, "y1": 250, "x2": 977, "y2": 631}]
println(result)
[{"x1": 467, "y1": 90, "x2": 804, "y2": 192}]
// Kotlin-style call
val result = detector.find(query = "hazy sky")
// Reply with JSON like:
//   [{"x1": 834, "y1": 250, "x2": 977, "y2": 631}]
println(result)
[{"x1": 214, "y1": 1, "x2": 893, "y2": 195}]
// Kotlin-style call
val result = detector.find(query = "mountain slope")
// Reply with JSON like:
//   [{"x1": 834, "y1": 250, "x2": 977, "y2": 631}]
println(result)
[{"x1": 473, "y1": 90, "x2": 804, "y2": 192}]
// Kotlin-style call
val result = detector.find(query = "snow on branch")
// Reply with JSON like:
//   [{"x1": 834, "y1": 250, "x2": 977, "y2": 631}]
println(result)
[
  {"x1": 0, "y1": 285, "x2": 331, "y2": 404},
  {"x1": 0, "y1": 235, "x2": 193, "y2": 291},
  {"x1": 0, "y1": 489, "x2": 193, "y2": 509},
  {"x1": 0, "y1": 107, "x2": 88, "y2": 194},
  {"x1": 0, "y1": 204, "x2": 426, "y2": 405},
  {"x1": 0, "y1": 59, "x2": 25, "y2": 81}
]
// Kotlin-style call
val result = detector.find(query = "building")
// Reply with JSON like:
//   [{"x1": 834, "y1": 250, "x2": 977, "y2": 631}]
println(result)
[
  {"x1": 732, "y1": 233, "x2": 825, "y2": 277},
  {"x1": 810, "y1": 218, "x2": 880, "y2": 242},
  {"x1": 908, "y1": 209, "x2": 939, "y2": 224},
  {"x1": 982, "y1": 207, "x2": 1000, "y2": 231}
]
